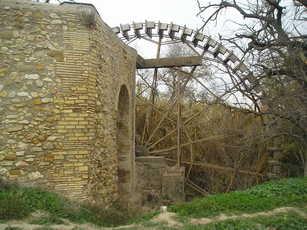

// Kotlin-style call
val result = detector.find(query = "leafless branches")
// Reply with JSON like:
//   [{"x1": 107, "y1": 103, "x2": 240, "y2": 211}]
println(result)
[{"x1": 196, "y1": 0, "x2": 307, "y2": 175}]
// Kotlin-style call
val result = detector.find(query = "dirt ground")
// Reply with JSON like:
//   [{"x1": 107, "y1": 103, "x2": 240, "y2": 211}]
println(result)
[{"x1": 1, "y1": 206, "x2": 306, "y2": 230}]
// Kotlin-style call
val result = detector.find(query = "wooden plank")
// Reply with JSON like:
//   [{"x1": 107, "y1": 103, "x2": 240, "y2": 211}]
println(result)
[{"x1": 137, "y1": 55, "x2": 202, "y2": 69}]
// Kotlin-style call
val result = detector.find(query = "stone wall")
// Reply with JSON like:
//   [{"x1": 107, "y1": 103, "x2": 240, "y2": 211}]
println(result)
[
  {"x1": 136, "y1": 157, "x2": 168, "y2": 206},
  {"x1": 136, "y1": 156, "x2": 185, "y2": 206},
  {"x1": 86, "y1": 4, "x2": 136, "y2": 205},
  {"x1": 0, "y1": 0, "x2": 136, "y2": 205}
]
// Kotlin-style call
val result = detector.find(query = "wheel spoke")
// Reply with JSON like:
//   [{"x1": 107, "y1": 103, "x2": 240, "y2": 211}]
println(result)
[
  {"x1": 149, "y1": 135, "x2": 226, "y2": 155},
  {"x1": 145, "y1": 99, "x2": 177, "y2": 146},
  {"x1": 141, "y1": 37, "x2": 162, "y2": 144},
  {"x1": 148, "y1": 110, "x2": 203, "y2": 149}
]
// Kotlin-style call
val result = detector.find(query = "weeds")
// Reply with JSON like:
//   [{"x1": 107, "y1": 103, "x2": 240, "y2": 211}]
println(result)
[
  {"x1": 170, "y1": 177, "x2": 307, "y2": 218},
  {"x1": 0, "y1": 181, "x2": 155, "y2": 227}
]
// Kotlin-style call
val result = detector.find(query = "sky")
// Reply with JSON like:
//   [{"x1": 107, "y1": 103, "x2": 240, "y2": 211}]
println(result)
[
  {"x1": 78, "y1": 0, "x2": 204, "y2": 31},
  {"x1": 72, "y1": 0, "x2": 221, "y2": 59},
  {"x1": 67, "y1": 0, "x2": 245, "y2": 57},
  {"x1": 50, "y1": 0, "x2": 305, "y2": 46},
  {"x1": 47, "y1": 0, "x2": 305, "y2": 106}
]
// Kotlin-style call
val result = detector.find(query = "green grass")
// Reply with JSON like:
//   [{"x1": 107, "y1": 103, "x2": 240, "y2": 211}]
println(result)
[
  {"x1": 0, "y1": 181, "x2": 155, "y2": 227},
  {"x1": 170, "y1": 177, "x2": 307, "y2": 218},
  {"x1": 1, "y1": 178, "x2": 306, "y2": 229}
]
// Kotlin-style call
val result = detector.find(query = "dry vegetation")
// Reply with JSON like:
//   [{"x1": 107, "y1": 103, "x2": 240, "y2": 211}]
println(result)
[
  {"x1": 136, "y1": 97, "x2": 269, "y2": 196},
  {"x1": 134, "y1": 0, "x2": 306, "y2": 198}
]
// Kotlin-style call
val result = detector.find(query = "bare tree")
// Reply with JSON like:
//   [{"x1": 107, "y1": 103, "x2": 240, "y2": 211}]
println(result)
[{"x1": 196, "y1": 0, "x2": 307, "y2": 175}]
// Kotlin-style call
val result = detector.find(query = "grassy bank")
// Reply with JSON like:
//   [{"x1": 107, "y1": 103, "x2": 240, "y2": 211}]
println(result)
[
  {"x1": 0, "y1": 181, "x2": 154, "y2": 227},
  {"x1": 0, "y1": 178, "x2": 306, "y2": 229},
  {"x1": 170, "y1": 177, "x2": 307, "y2": 218}
]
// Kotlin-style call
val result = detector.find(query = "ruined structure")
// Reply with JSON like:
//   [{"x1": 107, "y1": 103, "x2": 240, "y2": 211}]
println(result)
[
  {"x1": 0, "y1": 0, "x2": 251, "y2": 206},
  {"x1": 0, "y1": 0, "x2": 136, "y2": 204}
]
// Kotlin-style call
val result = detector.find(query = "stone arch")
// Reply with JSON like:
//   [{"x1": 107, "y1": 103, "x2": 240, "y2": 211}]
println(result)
[{"x1": 116, "y1": 84, "x2": 131, "y2": 199}]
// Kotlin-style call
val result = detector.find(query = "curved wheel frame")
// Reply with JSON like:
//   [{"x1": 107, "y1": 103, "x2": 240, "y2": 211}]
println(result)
[{"x1": 112, "y1": 21, "x2": 262, "y2": 195}]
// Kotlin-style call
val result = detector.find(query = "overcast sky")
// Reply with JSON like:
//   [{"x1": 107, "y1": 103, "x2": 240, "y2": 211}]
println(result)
[
  {"x1": 79, "y1": 0, "x2": 203, "y2": 29},
  {"x1": 48, "y1": 0, "x2": 305, "y2": 105},
  {"x1": 55, "y1": 0, "x2": 305, "y2": 43},
  {"x1": 72, "y1": 0, "x2": 237, "y2": 58}
]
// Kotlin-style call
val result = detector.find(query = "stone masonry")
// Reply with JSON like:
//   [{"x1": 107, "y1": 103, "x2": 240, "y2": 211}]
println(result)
[
  {"x1": 136, "y1": 156, "x2": 185, "y2": 207},
  {"x1": 0, "y1": 0, "x2": 137, "y2": 205}
]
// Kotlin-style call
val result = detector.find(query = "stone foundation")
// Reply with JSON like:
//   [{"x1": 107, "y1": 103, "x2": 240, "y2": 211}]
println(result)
[
  {"x1": 136, "y1": 156, "x2": 185, "y2": 206},
  {"x1": 162, "y1": 166, "x2": 185, "y2": 202}
]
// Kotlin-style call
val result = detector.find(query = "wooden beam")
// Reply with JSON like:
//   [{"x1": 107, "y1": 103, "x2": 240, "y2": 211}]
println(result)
[
  {"x1": 149, "y1": 135, "x2": 226, "y2": 154},
  {"x1": 186, "y1": 179, "x2": 209, "y2": 196},
  {"x1": 165, "y1": 158, "x2": 264, "y2": 177},
  {"x1": 137, "y1": 55, "x2": 202, "y2": 69},
  {"x1": 137, "y1": 55, "x2": 145, "y2": 67}
]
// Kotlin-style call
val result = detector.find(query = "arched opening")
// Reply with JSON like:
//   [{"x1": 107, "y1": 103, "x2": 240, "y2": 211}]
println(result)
[{"x1": 116, "y1": 85, "x2": 131, "y2": 199}]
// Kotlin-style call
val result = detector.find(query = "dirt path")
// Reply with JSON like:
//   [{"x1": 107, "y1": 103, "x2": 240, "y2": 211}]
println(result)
[
  {"x1": 152, "y1": 211, "x2": 183, "y2": 228},
  {"x1": 0, "y1": 222, "x2": 139, "y2": 230},
  {"x1": 152, "y1": 206, "x2": 307, "y2": 228},
  {"x1": 190, "y1": 206, "x2": 307, "y2": 225},
  {"x1": 0, "y1": 206, "x2": 306, "y2": 229}
]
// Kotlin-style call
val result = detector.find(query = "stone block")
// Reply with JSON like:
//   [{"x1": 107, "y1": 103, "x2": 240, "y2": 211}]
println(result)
[{"x1": 28, "y1": 171, "x2": 44, "y2": 180}]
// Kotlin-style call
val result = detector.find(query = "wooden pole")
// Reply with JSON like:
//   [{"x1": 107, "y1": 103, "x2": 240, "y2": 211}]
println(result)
[
  {"x1": 141, "y1": 37, "x2": 162, "y2": 144},
  {"x1": 186, "y1": 179, "x2": 208, "y2": 196},
  {"x1": 145, "y1": 99, "x2": 177, "y2": 146},
  {"x1": 151, "y1": 36, "x2": 162, "y2": 105},
  {"x1": 176, "y1": 76, "x2": 182, "y2": 167},
  {"x1": 148, "y1": 109, "x2": 203, "y2": 150}
]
